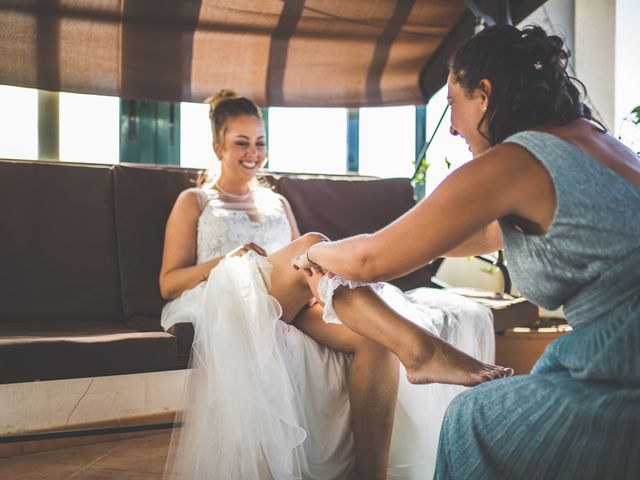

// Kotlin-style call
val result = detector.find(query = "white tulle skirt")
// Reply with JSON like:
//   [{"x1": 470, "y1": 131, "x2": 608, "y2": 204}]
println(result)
[{"x1": 162, "y1": 253, "x2": 494, "y2": 480}]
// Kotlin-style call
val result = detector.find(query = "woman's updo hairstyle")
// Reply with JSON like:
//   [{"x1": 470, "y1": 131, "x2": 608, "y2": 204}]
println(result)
[
  {"x1": 449, "y1": 24, "x2": 596, "y2": 146},
  {"x1": 206, "y1": 89, "x2": 262, "y2": 145}
]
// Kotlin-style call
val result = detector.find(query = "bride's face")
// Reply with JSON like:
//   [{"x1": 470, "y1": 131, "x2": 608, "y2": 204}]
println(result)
[{"x1": 215, "y1": 115, "x2": 266, "y2": 183}]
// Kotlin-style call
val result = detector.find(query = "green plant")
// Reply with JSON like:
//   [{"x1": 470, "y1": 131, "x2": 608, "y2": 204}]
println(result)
[
  {"x1": 627, "y1": 105, "x2": 640, "y2": 156},
  {"x1": 464, "y1": 256, "x2": 499, "y2": 276},
  {"x1": 630, "y1": 106, "x2": 640, "y2": 125},
  {"x1": 411, "y1": 155, "x2": 451, "y2": 202},
  {"x1": 412, "y1": 155, "x2": 452, "y2": 202},
  {"x1": 412, "y1": 157, "x2": 431, "y2": 186},
  {"x1": 412, "y1": 155, "x2": 451, "y2": 186}
]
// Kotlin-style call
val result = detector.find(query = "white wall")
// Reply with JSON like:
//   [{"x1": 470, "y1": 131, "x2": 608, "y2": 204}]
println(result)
[
  {"x1": 615, "y1": 0, "x2": 640, "y2": 148},
  {"x1": 524, "y1": 0, "x2": 639, "y2": 147},
  {"x1": 0, "y1": 370, "x2": 185, "y2": 434},
  {"x1": 575, "y1": 0, "x2": 617, "y2": 130},
  {"x1": 520, "y1": 0, "x2": 575, "y2": 54}
]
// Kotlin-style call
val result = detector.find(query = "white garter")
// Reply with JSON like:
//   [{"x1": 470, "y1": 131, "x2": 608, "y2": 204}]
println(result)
[{"x1": 317, "y1": 274, "x2": 384, "y2": 324}]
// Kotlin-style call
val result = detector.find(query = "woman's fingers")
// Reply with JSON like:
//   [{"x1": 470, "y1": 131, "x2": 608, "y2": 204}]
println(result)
[
  {"x1": 310, "y1": 265, "x2": 326, "y2": 275},
  {"x1": 291, "y1": 253, "x2": 312, "y2": 270},
  {"x1": 291, "y1": 252, "x2": 323, "y2": 277}
]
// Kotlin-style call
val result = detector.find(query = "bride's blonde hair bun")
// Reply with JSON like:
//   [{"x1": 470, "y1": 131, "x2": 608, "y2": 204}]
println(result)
[
  {"x1": 205, "y1": 89, "x2": 262, "y2": 144},
  {"x1": 206, "y1": 89, "x2": 239, "y2": 112}
]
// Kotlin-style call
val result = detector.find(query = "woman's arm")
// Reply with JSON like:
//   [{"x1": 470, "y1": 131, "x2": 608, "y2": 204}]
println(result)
[
  {"x1": 159, "y1": 190, "x2": 219, "y2": 300},
  {"x1": 442, "y1": 221, "x2": 503, "y2": 257},
  {"x1": 301, "y1": 143, "x2": 554, "y2": 282}
]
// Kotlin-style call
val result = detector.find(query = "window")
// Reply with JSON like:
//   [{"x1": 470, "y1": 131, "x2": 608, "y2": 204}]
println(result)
[
  {"x1": 423, "y1": 85, "x2": 473, "y2": 196},
  {"x1": 0, "y1": 84, "x2": 475, "y2": 182},
  {"x1": 59, "y1": 92, "x2": 119, "y2": 164},
  {"x1": 358, "y1": 105, "x2": 415, "y2": 178},
  {"x1": 180, "y1": 101, "x2": 217, "y2": 172},
  {"x1": 267, "y1": 108, "x2": 347, "y2": 174},
  {"x1": 615, "y1": 0, "x2": 640, "y2": 152},
  {"x1": 0, "y1": 85, "x2": 38, "y2": 160}
]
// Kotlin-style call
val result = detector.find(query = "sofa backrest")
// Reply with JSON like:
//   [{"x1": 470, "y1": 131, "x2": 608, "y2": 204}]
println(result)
[
  {"x1": 116, "y1": 170, "x2": 432, "y2": 331},
  {"x1": 272, "y1": 175, "x2": 432, "y2": 291},
  {"x1": 0, "y1": 160, "x2": 430, "y2": 332},
  {"x1": 0, "y1": 160, "x2": 123, "y2": 323},
  {"x1": 113, "y1": 164, "x2": 200, "y2": 331}
]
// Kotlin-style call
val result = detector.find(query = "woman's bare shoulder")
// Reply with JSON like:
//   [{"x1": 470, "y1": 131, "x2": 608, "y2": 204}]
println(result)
[
  {"x1": 469, "y1": 142, "x2": 542, "y2": 177},
  {"x1": 535, "y1": 120, "x2": 640, "y2": 186},
  {"x1": 174, "y1": 187, "x2": 209, "y2": 216}
]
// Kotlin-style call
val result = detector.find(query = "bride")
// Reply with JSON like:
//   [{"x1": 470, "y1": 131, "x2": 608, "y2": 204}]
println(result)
[{"x1": 160, "y1": 90, "x2": 510, "y2": 480}]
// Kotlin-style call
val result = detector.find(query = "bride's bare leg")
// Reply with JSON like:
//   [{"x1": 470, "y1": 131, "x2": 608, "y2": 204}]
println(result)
[
  {"x1": 267, "y1": 233, "x2": 328, "y2": 322},
  {"x1": 325, "y1": 284, "x2": 511, "y2": 386},
  {"x1": 269, "y1": 233, "x2": 397, "y2": 479},
  {"x1": 294, "y1": 304, "x2": 398, "y2": 480},
  {"x1": 268, "y1": 233, "x2": 511, "y2": 386}
]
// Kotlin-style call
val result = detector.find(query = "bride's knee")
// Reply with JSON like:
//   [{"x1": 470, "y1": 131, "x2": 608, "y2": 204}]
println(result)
[
  {"x1": 296, "y1": 231, "x2": 329, "y2": 249},
  {"x1": 269, "y1": 232, "x2": 328, "y2": 265}
]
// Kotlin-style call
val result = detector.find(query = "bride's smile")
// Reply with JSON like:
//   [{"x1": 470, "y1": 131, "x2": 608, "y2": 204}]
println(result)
[{"x1": 239, "y1": 160, "x2": 258, "y2": 169}]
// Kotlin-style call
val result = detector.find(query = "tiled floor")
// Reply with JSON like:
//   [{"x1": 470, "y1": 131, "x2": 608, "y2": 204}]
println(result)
[{"x1": 0, "y1": 430, "x2": 171, "y2": 479}]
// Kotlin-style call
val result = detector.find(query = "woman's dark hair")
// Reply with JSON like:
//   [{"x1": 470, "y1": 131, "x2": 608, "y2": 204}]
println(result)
[
  {"x1": 206, "y1": 88, "x2": 262, "y2": 145},
  {"x1": 449, "y1": 24, "x2": 598, "y2": 146}
]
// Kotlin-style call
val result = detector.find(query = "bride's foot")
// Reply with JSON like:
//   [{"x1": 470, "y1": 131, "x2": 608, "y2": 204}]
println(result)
[{"x1": 403, "y1": 334, "x2": 513, "y2": 386}]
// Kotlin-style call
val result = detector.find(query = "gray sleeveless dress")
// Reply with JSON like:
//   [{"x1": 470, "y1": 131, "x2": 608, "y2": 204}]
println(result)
[{"x1": 434, "y1": 131, "x2": 640, "y2": 479}]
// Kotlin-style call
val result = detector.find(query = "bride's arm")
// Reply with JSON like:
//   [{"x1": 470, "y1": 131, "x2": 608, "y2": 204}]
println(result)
[
  {"x1": 159, "y1": 190, "x2": 222, "y2": 300},
  {"x1": 279, "y1": 195, "x2": 301, "y2": 240},
  {"x1": 300, "y1": 144, "x2": 544, "y2": 282},
  {"x1": 160, "y1": 190, "x2": 269, "y2": 300}
]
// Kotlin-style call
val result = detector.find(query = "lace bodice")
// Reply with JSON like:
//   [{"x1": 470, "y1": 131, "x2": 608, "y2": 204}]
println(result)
[{"x1": 194, "y1": 187, "x2": 293, "y2": 262}]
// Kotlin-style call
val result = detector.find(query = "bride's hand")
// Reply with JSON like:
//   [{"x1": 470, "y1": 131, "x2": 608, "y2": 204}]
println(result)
[{"x1": 226, "y1": 242, "x2": 267, "y2": 258}]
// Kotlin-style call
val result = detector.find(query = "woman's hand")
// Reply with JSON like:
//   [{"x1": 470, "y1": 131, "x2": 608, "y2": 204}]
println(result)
[
  {"x1": 292, "y1": 249, "x2": 326, "y2": 277},
  {"x1": 226, "y1": 242, "x2": 267, "y2": 258}
]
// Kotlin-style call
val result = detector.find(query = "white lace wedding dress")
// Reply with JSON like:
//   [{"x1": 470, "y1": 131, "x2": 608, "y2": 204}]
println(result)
[{"x1": 161, "y1": 187, "x2": 495, "y2": 480}]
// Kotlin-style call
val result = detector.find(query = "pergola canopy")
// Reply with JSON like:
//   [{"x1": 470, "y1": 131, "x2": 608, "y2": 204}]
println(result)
[{"x1": 0, "y1": 0, "x2": 546, "y2": 107}]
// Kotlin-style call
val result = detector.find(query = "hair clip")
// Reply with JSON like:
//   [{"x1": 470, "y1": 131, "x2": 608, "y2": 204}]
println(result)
[
  {"x1": 533, "y1": 61, "x2": 543, "y2": 70},
  {"x1": 521, "y1": 32, "x2": 528, "y2": 38}
]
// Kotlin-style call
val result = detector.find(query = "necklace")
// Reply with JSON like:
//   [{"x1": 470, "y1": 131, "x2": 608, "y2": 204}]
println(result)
[{"x1": 213, "y1": 182, "x2": 252, "y2": 200}]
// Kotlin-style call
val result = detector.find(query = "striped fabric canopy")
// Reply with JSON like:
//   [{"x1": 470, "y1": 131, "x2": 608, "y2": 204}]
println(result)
[{"x1": 0, "y1": 0, "x2": 545, "y2": 107}]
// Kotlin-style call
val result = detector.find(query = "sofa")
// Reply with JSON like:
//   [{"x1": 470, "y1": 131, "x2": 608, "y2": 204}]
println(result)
[
  {"x1": 0, "y1": 158, "x2": 536, "y2": 384},
  {"x1": 0, "y1": 159, "x2": 436, "y2": 383}
]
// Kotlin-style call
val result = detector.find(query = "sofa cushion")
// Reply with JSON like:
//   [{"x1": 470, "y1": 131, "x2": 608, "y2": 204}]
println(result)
[
  {"x1": 0, "y1": 160, "x2": 123, "y2": 324},
  {"x1": 113, "y1": 164, "x2": 200, "y2": 331},
  {"x1": 273, "y1": 175, "x2": 433, "y2": 291},
  {"x1": 167, "y1": 322, "x2": 194, "y2": 368},
  {"x1": 0, "y1": 322, "x2": 177, "y2": 383}
]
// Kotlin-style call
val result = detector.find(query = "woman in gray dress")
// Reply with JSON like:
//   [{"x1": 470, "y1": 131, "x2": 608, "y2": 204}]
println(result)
[{"x1": 293, "y1": 24, "x2": 640, "y2": 479}]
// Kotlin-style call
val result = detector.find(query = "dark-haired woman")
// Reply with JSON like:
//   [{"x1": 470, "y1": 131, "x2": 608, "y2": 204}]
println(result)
[
  {"x1": 293, "y1": 24, "x2": 640, "y2": 479},
  {"x1": 160, "y1": 90, "x2": 507, "y2": 479}
]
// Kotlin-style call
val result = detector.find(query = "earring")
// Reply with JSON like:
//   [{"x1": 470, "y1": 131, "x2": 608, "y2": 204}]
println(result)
[{"x1": 481, "y1": 105, "x2": 487, "y2": 112}]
